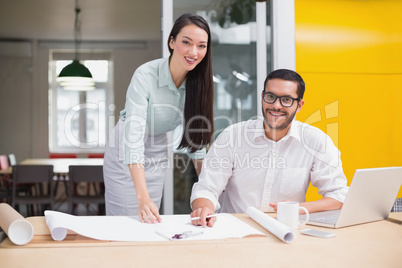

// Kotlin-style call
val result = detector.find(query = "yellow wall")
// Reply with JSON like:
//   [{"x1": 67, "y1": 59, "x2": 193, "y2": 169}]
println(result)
[{"x1": 294, "y1": 0, "x2": 402, "y2": 200}]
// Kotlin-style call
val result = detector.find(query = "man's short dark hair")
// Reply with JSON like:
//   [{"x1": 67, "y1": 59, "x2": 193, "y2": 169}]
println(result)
[{"x1": 263, "y1": 69, "x2": 305, "y2": 99}]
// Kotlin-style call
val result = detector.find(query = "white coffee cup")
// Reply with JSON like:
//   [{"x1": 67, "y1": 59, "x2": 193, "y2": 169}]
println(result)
[{"x1": 277, "y1": 201, "x2": 309, "y2": 230}]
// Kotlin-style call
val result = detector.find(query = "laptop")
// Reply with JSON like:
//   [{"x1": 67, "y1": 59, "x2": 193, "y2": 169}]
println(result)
[{"x1": 304, "y1": 167, "x2": 402, "y2": 228}]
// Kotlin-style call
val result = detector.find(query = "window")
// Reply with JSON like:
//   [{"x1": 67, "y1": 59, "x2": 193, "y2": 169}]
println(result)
[
  {"x1": 164, "y1": 0, "x2": 272, "y2": 214},
  {"x1": 49, "y1": 52, "x2": 114, "y2": 154}
]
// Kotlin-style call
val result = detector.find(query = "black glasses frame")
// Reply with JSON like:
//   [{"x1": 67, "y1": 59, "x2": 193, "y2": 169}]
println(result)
[{"x1": 261, "y1": 91, "x2": 301, "y2": 107}]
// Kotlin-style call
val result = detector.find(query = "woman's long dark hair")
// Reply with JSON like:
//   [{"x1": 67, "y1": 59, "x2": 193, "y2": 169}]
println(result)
[{"x1": 168, "y1": 13, "x2": 214, "y2": 153}]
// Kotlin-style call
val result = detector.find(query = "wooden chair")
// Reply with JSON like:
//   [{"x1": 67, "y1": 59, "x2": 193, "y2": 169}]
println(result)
[
  {"x1": 11, "y1": 165, "x2": 54, "y2": 216},
  {"x1": 68, "y1": 165, "x2": 105, "y2": 215}
]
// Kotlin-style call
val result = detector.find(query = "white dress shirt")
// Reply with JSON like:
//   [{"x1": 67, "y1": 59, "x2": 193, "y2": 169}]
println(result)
[{"x1": 190, "y1": 118, "x2": 349, "y2": 213}]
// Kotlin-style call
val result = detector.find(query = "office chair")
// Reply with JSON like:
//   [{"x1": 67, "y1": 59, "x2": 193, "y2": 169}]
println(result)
[
  {"x1": 11, "y1": 165, "x2": 54, "y2": 216},
  {"x1": 49, "y1": 153, "x2": 76, "y2": 202},
  {"x1": 0, "y1": 175, "x2": 12, "y2": 203},
  {"x1": 68, "y1": 165, "x2": 105, "y2": 215}
]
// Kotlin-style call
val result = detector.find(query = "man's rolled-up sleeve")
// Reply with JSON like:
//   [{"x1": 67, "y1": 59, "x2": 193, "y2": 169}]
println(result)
[{"x1": 310, "y1": 134, "x2": 349, "y2": 203}]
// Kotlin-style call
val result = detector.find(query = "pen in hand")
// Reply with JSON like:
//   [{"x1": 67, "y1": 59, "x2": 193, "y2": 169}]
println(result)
[{"x1": 190, "y1": 214, "x2": 219, "y2": 221}]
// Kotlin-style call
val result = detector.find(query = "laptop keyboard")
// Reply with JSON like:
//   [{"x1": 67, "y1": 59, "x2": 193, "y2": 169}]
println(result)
[{"x1": 307, "y1": 210, "x2": 341, "y2": 224}]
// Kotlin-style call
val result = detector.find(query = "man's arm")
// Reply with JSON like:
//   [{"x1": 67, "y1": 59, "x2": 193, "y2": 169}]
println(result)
[
  {"x1": 270, "y1": 197, "x2": 343, "y2": 213},
  {"x1": 301, "y1": 126, "x2": 348, "y2": 213},
  {"x1": 300, "y1": 197, "x2": 343, "y2": 212},
  {"x1": 190, "y1": 128, "x2": 234, "y2": 227}
]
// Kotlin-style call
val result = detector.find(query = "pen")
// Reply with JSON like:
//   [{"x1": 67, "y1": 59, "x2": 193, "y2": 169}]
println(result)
[
  {"x1": 172, "y1": 230, "x2": 204, "y2": 239},
  {"x1": 190, "y1": 214, "x2": 219, "y2": 221},
  {"x1": 155, "y1": 230, "x2": 173, "y2": 241}
]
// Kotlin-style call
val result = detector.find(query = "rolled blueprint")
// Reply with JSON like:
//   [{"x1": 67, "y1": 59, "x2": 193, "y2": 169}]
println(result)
[
  {"x1": 246, "y1": 206, "x2": 295, "y2": 243},
  {"x1": 0, "y1": 203, "x2": 34, "y2": 245}
]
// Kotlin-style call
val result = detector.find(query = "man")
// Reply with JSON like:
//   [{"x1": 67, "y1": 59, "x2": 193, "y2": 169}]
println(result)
[{"x1": 190, "y1": 69, "x2": 349, "y2": 227}]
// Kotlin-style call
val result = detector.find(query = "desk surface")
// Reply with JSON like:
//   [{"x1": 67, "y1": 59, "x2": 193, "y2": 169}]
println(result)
[{"x1": 1, "y1": 213, "x2": 401, "y2": 267}]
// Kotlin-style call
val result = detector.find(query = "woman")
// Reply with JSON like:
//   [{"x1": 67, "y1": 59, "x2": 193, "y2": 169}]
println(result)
[{"x1": 103, "y1": 13, "x2": 214, "y2": 223}]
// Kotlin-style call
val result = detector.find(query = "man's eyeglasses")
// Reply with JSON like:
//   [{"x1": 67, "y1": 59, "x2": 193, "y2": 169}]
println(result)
[{"x1": 261, "y1": 91, "x2": 300, "y2": 107}]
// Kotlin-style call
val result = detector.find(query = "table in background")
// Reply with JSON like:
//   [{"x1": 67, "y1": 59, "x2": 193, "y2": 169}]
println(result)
[
  {"x1": 19, "y1": 158, "x2": 104, "y2": 211},
  {"x1": 0, "y1": 158, "x2": 103, "y2": 177},
  {"x1": 0, "y1": 213, "x2": 401, "y2": 267},
  {"x1": 19, "y1": 158, "x2": 104, "y2": 176}
]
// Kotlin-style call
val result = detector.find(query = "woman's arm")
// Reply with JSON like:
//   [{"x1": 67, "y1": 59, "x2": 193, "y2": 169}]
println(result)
[{"x1": 128, "y1": 163, "x2": 161, "y2": 223}]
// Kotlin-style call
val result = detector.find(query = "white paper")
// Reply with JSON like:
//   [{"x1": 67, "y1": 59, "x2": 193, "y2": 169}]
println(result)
[
  {"x1": 44, "y1": 210, "x2": 264, "y2": 242},
  {"x1": 246, "y1": 206, "x2": 295, "y2": 243}
]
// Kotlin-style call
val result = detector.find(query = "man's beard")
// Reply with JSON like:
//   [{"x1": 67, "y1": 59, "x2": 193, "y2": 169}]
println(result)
[{"x1": 262, "y1": 106, "x2": 297, "y2": 131}]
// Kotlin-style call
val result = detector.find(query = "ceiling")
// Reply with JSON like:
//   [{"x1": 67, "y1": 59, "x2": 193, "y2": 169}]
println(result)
[
  {"x1": 0, "y1": 0, "x2": 220, "y2": 42},
  {"x1": 0, "y1": 0, "x2": 161, "y2": 41}
]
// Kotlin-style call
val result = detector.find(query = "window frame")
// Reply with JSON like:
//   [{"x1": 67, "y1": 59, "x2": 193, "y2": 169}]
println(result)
[{"x1": 49, "y1": 50, "x2": 114, "y2": 154}]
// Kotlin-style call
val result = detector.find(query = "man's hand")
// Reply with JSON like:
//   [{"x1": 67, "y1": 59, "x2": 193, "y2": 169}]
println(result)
[
  {"x1": 269, "y1": 200, "x2": 290, "y2": 212},
  {"x1": 190, "y1": 207, "x2": 216, "y2": 228}
]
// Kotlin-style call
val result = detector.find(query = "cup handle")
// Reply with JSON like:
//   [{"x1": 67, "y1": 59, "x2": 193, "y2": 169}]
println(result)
[{"x1": 298, "y1": 207, "x2": 309, "y2": 225}]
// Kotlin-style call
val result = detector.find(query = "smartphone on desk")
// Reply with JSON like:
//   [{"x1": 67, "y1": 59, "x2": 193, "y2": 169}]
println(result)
[{"x1": 300, "y1": 229, "x2": 336, "y2": 238}]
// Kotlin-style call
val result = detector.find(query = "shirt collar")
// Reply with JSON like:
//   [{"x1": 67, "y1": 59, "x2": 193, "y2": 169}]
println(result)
[
  {"x1": 287, "y1": 120, "x2": 302, "y2": 142},
  {"x1": 158, "y1": 57, "x2": 186, "y2": 92},
  {"x1": 251, "y1": 118, "x2": 302, "y2": 143}
]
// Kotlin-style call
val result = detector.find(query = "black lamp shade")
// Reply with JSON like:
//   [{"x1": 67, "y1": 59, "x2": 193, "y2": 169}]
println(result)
[
  {"x1": 57, "y1": 2, "x2": 94, "y2": 91},
  {"x1": 58, "y1": 60, "x2": 92, "y2": 78},
  {"x1": 57, "y1": 60, "x2": 95, "y2": 91}
]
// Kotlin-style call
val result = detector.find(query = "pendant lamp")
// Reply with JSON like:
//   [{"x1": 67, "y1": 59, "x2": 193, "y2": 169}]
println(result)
[{"x1": 57, "y1": 0, "x2": 95, "y2": 91}]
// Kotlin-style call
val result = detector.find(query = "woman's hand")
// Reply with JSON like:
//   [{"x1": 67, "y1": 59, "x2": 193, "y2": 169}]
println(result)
[
  {"x1": 138, "y1": 197, "x2": 162, "y2": 224},
  {"x1": 128, "y1": 163, "x2": 162, "y2": 224}
]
